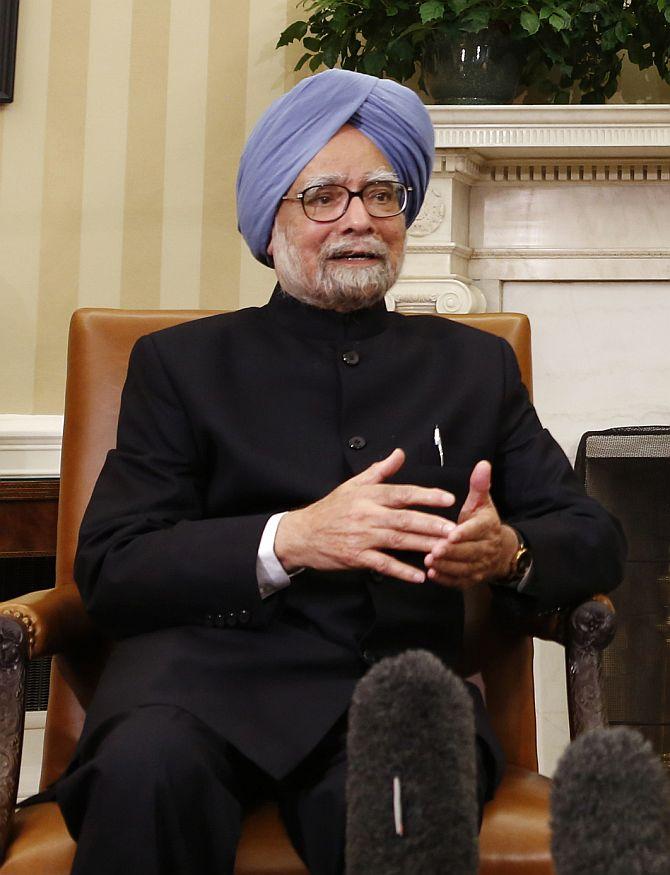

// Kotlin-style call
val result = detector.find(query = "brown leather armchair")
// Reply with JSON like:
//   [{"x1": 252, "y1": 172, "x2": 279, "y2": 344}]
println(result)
[{"x1": 0, "y1": 308, "x2": 616, "y2": 874}]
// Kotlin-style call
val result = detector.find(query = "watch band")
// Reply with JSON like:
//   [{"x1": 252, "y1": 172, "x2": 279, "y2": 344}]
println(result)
[{"x1": 499, "y1": 529, "x2": 532, "y2": 589}]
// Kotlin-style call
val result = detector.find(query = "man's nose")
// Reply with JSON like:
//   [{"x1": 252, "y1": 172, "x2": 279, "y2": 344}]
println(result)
[{"x1": 340, "y1": 193, "x2": 375, "y2": 230}]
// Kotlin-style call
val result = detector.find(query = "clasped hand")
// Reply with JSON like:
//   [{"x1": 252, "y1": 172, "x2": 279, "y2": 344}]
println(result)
[{"x1": 274, "y1": 448, "x2": 517, "y2": 590}]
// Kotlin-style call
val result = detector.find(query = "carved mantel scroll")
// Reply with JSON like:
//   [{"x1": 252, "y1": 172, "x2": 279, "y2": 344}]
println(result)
[{"x1": 390, "y1": 104, "x2": 670, "y2": 314}]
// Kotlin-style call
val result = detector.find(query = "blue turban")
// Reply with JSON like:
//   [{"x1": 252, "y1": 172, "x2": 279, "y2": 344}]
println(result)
[{"x1": 236, "y1": 69, "x2": 434, "y2": 266}]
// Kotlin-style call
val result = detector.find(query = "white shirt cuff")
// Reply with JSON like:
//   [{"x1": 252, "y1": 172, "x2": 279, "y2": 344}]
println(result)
[{"x1": 256, "y1": 512, "x2": 294, "y2": 600}]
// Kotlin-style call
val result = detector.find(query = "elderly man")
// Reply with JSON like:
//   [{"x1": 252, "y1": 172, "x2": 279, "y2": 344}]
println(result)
[{"x1": 37, "y1": 70, "x2": 624, "y2": 875}]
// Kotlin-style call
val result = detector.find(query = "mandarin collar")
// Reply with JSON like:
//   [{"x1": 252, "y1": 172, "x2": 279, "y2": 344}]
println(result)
[{"x1": 262, "y1": 285, "x2": 390, "y2": 343}]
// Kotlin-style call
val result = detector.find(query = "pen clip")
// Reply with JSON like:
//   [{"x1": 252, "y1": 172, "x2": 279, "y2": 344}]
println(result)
[{"x1": 433, "y1": 425, "x2": 444, "y2": 467}]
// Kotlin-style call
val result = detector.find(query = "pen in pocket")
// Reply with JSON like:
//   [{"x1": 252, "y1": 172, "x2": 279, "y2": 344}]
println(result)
[{"x1": 433, "y1": 425, "x2": 444, "y2": 467}]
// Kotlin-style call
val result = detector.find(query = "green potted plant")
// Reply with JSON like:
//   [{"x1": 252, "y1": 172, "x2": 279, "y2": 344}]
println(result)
[{"x1": 277, "y1": 0, "x2": 670, "y2": 104}]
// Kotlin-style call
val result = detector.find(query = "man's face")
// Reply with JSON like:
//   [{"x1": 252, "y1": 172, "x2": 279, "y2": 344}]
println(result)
[{"x1": 267, "y1": 125, "x2": 407, "y2": 312}]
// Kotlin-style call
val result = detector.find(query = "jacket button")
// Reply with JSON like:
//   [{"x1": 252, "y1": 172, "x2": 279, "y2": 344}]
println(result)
[
  {"x1": 348, "y1": 435, "x2": 367, "y2": 450},
  {"x1": 205, "y1": 613, "x2": 214, "y2": 627},
  {"x1": 214, "y1": 613, "x2": 225, "y2": 628},
  {"x1": 238, "y1": 609, "x2": 251, "y2": 625},
  {"x1": 226, "y1": 612, "x2": 238, "y2": 627},
  {"x1": 342, "y1": 350, "x2": 360, "y2": 366},
  {"x1": 362, "y1": 649, "x2": 377, "y2": 665}
]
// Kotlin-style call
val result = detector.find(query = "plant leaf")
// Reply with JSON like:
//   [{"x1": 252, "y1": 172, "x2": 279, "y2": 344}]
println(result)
[
  {"x1": 363, "y1": 51, "x2": 387, "y2": 75},
  {"x1": 614, "y1": 21, "x2": 628, "y2": 43},
  {"x1": 276, "y1": 20, "x2": 308, "y2": 47},
  {"x1": 309, "y1": 52, "x2": 324, "y2": 72},
  {"x1": 294, "y1": 51, "x2": 312, "y2": 71},
  {"x1": 322, "y1": 41, "x2": 341, "y2": 67},
  {"x1": 419, "y1": 1, "x2": 446, "y2": 24},
  {"x1": 460, "y1": 8, "x2": 490, "y2": 32},
  {"x1": 520, "y1": 10, "x2": 540, "y2": 35},
  {"x1": 449, "y1": 0, "x2": 469, "y2": 13}
]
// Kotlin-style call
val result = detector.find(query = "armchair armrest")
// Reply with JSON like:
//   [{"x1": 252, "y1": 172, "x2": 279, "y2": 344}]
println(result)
[
  {"x1": 0, "y1": 614, "x2": 29, "y2": 859},
  {"x1": 490, "y1": 589, "x2": 617, "y2": 738},
  {"x1": 0, "y1": 586, "x2": 100, "y2": 862},
  {"x1": 0, "y1": 583, "x2": 96, "y2": 661},
  {"x1": 564, "y1": 595, "x2": 616, "y2": 738}
]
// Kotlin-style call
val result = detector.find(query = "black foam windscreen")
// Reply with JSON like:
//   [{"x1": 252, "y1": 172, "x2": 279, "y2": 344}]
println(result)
[
  {"x1": 551, "y1": 727, "x2": 670, "y2": 875},
  {"x1": 346, "y1": 649, "x2": 478, "y2": 875}
]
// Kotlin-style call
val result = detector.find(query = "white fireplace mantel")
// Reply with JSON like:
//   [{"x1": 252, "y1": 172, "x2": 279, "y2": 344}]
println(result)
[
  {"x1": 430, "y1": 104, "x2": 670, "y2": 157},
  {"x1": 388, "y1": 104, "x2": 670, "y2": 778},
  {"x1": 387, "y1": 104, "x2": 670, "y2": 313}
]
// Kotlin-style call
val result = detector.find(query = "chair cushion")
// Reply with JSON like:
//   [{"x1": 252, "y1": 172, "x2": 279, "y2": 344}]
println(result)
[
  {"x1": 235, "y1": 803, "x2": 307, "y2": 874},
  {"x1": 479, "y1": 766, "x2": 553, "y2": 874},
  {"x1": 1, "y1": 803, "x2": 75, "y2": 875},
  {"x1": 1, "y1": 766, "x2": 551, "y2": 874}
]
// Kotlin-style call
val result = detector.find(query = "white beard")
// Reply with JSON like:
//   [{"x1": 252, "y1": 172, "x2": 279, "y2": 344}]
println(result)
[{"x1": 271, "y1": 225, "x2": 404, "y2": 313}]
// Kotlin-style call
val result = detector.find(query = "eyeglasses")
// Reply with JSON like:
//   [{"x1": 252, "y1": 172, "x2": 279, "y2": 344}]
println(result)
[{"x1": 281, "y1": 181, "x2": 412, "y2": 223}]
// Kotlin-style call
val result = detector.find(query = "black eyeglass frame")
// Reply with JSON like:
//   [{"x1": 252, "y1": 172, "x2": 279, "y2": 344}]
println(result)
[{"x1": 281, "y1": 181, "x2": 413, "y2": 223}]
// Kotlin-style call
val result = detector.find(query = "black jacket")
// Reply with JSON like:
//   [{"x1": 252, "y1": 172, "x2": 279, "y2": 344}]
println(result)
[{"x1": 72, "y1": 288, "x2": 625, "y2": 780}]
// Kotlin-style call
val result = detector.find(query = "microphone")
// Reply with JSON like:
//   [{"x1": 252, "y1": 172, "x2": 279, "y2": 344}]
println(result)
[
  {"x1": 346, "y1": 649, "x2": 478, "y2": 875},
  {"x1": 550, "y1": 727, "x2": 670, "y2": 875}
]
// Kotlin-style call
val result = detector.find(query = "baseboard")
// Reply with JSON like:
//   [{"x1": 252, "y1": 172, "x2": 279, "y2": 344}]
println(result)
[{"x1": 18, "y1": 710, "x2": 47, "y2": 802}]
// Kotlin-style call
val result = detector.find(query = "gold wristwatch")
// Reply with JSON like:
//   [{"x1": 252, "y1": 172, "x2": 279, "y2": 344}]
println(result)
[{"x1": 502, "y1": 529, "x2": 532, "y2": 589}]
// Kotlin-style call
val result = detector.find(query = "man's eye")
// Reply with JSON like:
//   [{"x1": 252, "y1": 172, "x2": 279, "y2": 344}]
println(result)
[
  {"x1": 366, "y1": 185, "x2": 395, "y2": 203},
  {"x1": 305, "y1": 188, "x2": 337, "y2": 207}
]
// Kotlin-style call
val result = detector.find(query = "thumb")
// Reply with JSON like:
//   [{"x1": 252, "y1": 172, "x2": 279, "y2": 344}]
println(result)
[
  {"x1": 353, "y1": 448, "x2": 406, "y2": 486},
  {"x1": 459, "y1": 460, "x2": 492, "y2": 519}
]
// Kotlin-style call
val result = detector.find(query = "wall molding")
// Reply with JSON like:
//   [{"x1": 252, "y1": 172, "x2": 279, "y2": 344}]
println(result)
[
  {"x1": 429, "y1": 104, "x2": 670, "y2": 157},
  {"x1": 483, "y1": 161, "x2": 670, "y2": 183},
  {"x1": 433, "y1": 155, "x2": 670, "y2": 184},
  {"x1": 473, "y1": 247, "x2": 670, "y2": 258},
  {"x1": 0, "y1": 416, "x2": 63, "y2": 478}
]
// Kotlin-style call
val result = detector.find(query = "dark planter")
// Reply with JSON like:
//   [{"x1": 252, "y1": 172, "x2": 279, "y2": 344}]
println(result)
[{"x1": 423, "y1": 29, "x2": 521, "y2": 105}]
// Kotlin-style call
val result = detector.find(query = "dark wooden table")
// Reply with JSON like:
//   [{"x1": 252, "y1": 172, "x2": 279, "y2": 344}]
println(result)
[{"x1": 0, "y1": 479, "x2": 59, "y2": 559}]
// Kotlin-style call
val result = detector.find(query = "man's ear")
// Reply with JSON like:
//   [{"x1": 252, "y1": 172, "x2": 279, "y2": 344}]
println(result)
[{"x1": 266, "y1": 221, "x2": 276, "y2": 261}]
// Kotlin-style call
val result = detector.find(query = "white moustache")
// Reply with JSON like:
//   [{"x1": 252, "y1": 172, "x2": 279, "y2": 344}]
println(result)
[{"x1": 321, "y1": 238, "x2": 389, "y2": 261}]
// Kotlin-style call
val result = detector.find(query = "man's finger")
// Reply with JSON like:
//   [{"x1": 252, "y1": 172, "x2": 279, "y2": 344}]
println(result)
[
  {"x1": 370, "y1": 507, "x2": 455, "y2": 538},
  {"x1": 359, "y1": 549, "x2": 426, "y2": 584},
  {"x1": 425, "y1": 557, "x2": 480, "y2": 579},
  {"x1": 428, "y1": 538, "x2": 493, "y2": 562},
  {"x1": 446, "y1": 511, "x2": 497, "y2": 545},
  {"x1": 374, "y1": 531, "x2": 447, "y2": 555},
  {"x1": 352, "y1": 448, "x2": 406, "y2": 486},
  {"x1": 378, "y1": 484, "x2": 455, "y2": 510},
  {"x1": 426, "y1": 567, "x2": 482, "y2": 589},
  {"x1": 459, "y1": 459, "x2": 493, "y2": 519}
]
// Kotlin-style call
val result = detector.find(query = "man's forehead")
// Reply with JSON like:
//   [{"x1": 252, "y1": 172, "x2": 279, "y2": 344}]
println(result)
[{"x1": 299, "y1": 167, "x2": 399, "y2": 190}]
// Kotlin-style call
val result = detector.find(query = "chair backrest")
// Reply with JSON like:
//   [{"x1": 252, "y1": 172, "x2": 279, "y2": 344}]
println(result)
[{"x1": 41, "y1": 308, "x2": 537, "y2": 788}]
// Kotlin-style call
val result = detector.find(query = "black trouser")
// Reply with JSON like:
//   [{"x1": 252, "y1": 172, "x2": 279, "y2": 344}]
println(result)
[{"x1": 55, "y1": 704, "x2": 493, "y2": 875}]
